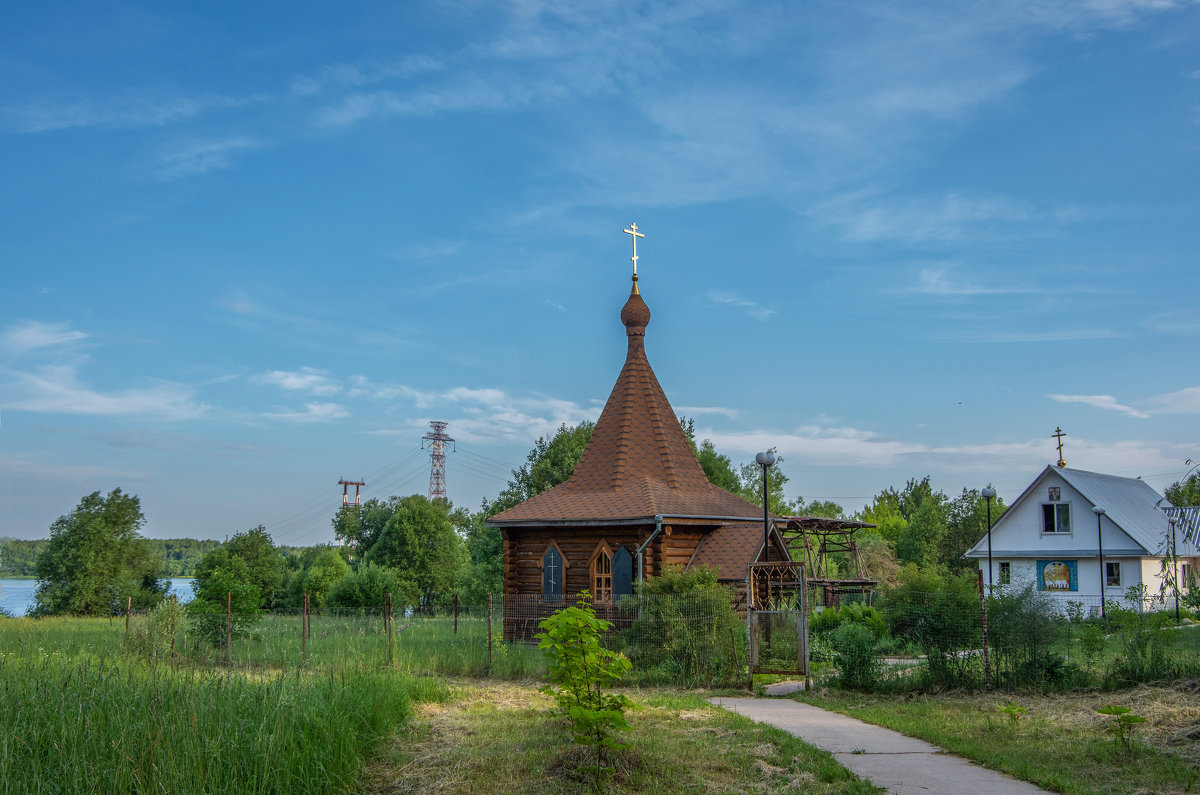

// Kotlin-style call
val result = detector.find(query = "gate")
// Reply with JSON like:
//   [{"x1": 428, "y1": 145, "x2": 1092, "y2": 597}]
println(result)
[{"x1": 747, "y1": 561, "x2": 809, "y2": 681}]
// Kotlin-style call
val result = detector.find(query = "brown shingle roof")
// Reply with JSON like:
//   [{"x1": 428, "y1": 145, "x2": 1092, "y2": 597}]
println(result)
[
  {"x1": 490, "y1": 282, "x2": 765, "y2": 524},
  {"x1": 688, "y1": 521, "x2": 785, "y2": 579}
]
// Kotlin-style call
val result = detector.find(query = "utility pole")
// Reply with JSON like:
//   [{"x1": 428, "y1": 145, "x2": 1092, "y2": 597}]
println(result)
[{"x1": 422, "y1": 421, "x2": 455, "y2": 501}]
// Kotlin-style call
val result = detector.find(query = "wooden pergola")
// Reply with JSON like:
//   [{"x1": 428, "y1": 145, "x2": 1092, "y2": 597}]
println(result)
[{"x1": 777, "y1": 516, "x2": 879, "y2": 607}]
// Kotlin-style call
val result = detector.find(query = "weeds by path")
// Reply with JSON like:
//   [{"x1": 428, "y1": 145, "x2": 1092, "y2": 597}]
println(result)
[
  {"x1": 800, "y1": 683, "x2": 1200, "y2": 795},
  {"x1": 365, "y1": 682, "x2": 879, "y2": 794}
]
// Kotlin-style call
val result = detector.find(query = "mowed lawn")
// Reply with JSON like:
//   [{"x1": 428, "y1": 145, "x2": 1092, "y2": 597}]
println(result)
[{"x1": 800, "y1": 684, "x2": 1200, "y2": 795}]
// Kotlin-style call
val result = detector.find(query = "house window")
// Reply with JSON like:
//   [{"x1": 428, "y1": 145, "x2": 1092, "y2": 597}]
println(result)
[
  {"x1": 1182, "y1": 563, "x2": 1193, "y2": 591},
  {"x1": 591, "y1": 544, "x2": 613, "y2": 603},
  {"x1": 1042, "y1": 503, "x2": 1071, "y2": 534},
  {"x1": 542, "y1": 546, "x2": 564, "y2": 599},
  {"x1": 999, "y1": 562, "x2": 1011, "y2": 586},
  {"x1": 1106, "y1": 561, "x2": 1121, "y2": 588}
]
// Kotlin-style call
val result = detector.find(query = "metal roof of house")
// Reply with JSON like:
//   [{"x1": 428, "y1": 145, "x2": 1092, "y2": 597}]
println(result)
[
  {"x1": 1163, "y1": 505, "x2": 1200, "y2": 557},
  {"x1": 965, "y1": 465, "x2": 1175, "y2": 558}
]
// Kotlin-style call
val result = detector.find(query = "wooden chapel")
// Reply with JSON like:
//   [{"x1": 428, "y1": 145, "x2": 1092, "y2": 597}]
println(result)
[{"x1": 486, "y1": 226, "x2": 790, "y2": 640}]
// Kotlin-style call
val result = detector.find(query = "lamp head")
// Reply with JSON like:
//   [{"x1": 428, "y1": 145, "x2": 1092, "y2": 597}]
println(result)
[
  {"x1": 1092, "y1": 505, "x2": 1106, "y2": 516},
  {"x1": 755, "y1": 451, "x2": 776, "y2": 468},
  {"x1": 1169, "y1": 515, "x2": 1178, "y2": 527},
  {"x1": 981, "y1": 487, "x2": 996, "y2": 499}
]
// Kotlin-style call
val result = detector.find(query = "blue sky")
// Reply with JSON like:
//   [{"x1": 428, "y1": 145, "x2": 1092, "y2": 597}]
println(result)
[{"x1": 2, "y1": 1, "x2": 1198, "y2": 544}]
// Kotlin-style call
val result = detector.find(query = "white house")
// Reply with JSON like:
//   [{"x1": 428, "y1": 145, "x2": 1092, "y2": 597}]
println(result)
[{"x1": 965, "y1": 465, "x2": 1198, "y2": 612}]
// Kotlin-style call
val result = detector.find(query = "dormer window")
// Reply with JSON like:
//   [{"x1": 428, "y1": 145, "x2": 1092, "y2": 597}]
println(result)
[{"x1": 1042, "y1": 503, "x2": 1071, "y2": 534}]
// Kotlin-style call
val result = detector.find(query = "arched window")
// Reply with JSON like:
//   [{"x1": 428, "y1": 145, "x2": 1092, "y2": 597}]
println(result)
[
  {"x1": 541, "y1": 543, "x2": 567, "y2": 599},
  {"x1": 590, "y1": 542, "x2": 613, "y2": 603}
]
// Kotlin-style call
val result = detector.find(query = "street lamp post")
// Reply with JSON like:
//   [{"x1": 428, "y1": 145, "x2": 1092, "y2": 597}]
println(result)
[
  {"x1": 1093, "y1": 505, "x2": 1107, "y2": 619},
  {"x1": 1170, "y1": 515, "x2": 1181, "y2": 623},
  {"x1": 982, "y1": 487, "x2": 996, "y2": 590},
  {"x1": 755, "y1": 452, "x2": 776, "y2": 564}
]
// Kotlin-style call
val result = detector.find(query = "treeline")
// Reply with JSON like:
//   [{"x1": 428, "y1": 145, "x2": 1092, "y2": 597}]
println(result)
[
  {"x1": 1, "y1": 537, "x2": 314, "y2": 578},
  {"x1": 18, "y1": 422, "x2": 1200, "y2": 618}
]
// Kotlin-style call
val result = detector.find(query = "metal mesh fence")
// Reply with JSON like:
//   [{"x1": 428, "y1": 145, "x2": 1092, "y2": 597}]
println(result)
[
  {"x1": 119, "y1": 591, "x2": 751, "y2": 686},
  {"x1": 823, "y1": 583, "x2": 1200, "y2": 691}
]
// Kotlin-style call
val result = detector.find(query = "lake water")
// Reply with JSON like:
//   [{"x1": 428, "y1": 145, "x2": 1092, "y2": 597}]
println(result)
[{"x1": 0, "y1": 578, "x2": 193, "y2": 617}]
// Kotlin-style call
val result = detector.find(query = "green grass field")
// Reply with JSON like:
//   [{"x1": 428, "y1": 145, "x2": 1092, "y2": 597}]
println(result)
[{"x1": 0, "y1": 614, "x2": 884, "y2": 794}]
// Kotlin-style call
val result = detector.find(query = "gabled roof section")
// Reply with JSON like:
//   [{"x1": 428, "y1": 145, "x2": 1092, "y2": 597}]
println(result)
[
  {"x1": 965, "y1": 465, "x2": 1170, "y2": 557},
  {"x1": 688, "y1": 521, "x2": 790, "y2": 579},
  {"x1": 489, "y1": 282, "x2": 765, "y2": 524}
]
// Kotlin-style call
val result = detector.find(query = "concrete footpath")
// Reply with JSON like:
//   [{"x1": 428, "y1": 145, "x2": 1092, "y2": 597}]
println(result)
[{"x1": 709, "y1": 696, "x2": 1050, "y2": 794}]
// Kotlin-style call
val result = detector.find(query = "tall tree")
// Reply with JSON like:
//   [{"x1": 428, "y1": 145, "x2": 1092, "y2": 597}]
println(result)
[
  {"x1": 941, "y1": 487, "x2": 1007, "y2": 572},
  {"x1": 736, "y1": 449, "x2": 805, "y2": 516},
  {"x1": 193, "y1": 526, "x2": 286, "y2": 609},
  {"x1": 332, "y1": 498, "x2": 397, "y2": 559},
  {"x1": 459, "y1": 508, "x2": 503, "y2": 604},
  {"x1": 284, "y1": 546, "x2": 350, "y2": 608},
  {"x1": 679, "y1": 417, "x2": 741, "y2": 493},
  {"x1": 489, "y1": 422, "x2": 595, "y2": 515},
  {"x1": 1165, "y1": 473, "x2": 1200, "y2": 507},
  {"x1": 32, "y1": 489, "x2": 166, "y2": 616},
  {"x1": 363, "y1": 495, "x2": 466, "y2": 609}
]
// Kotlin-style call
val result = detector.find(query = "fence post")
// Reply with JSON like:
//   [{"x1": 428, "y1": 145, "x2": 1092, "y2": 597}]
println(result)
[
  {"x1": 487, "y1": 592, "x2": 493, "y2": 677},
  {"x1": 302, "y1": 593, "x2": 308, "y2": 667},
  {"x1": 225, "y1": 591, "x2": 232, "y2": 665},
  {"x1": 977, "y1": 569, "x2": 990, "y2": 691},
  {"x1": 125, "y1": 596, "x2": 131, "y2": 635},
  {"x1": 454, "y1": 593, "x2": 459, "y2": 635},
  {"x1": 386, "y1": 593, "x2": 393, "y2": 665}
]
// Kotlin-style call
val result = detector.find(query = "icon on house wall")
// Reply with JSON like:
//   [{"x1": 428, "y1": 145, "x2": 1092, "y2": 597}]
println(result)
[{"x1": 1048, "y1": 487, "x2": 1061, "y2": 502}]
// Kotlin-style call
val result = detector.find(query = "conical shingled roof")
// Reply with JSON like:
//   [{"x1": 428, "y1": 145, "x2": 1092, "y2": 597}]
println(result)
[{"x1": 490, "y1": 282, "x2": 765, "y2": 523}]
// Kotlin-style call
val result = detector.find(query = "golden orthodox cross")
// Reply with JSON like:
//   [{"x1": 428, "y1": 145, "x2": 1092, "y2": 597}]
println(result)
[
  {"x1": 623, "y1": 223, "x2": 644, "y2": 281},
  {"x1": 1053, "y1": 427, "x2": 1067, "y2": 468}
]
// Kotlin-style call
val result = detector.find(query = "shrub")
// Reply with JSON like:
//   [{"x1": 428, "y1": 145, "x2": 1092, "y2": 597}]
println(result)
[
  {"x1": 125, "y1": 597, "x2": 186, "y2": 660},
  {"x1": 832, "y1": 622, "x2": 880, "y2": 690},
  {"x1": 878, "y1": 565, "x2": 981, "y2": 689},
  {"x1": 810, "y1": 602, "x2": 886, "y2": 641},
  {"x1": 986, "y1": 583, "x2": 1079, "y2": 689},
  {"x1": 187, "y1": 567, "x2": 261, "y2": 647},
  {"x1": 1104, "y1": 586, "x2": 1180, "y2": 685},
  {"x1": 325, "y1": 563, "x2": 411, "y2": 611},
  {"x1": 619, "y1": 565, "x2": 743, "y2": 687}
]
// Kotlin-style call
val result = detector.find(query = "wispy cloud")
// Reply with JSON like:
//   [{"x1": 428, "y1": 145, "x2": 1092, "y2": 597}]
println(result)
[
  {"x1": 1144, "y1": 386, "x2": 1200, "y2": 414},
  {"x1": 255, "y1": 367, "x2": 342, "y2": 396},
  {"x1": 707, "y1": 290, "x2": 775, "y2": 320},
  {"x1": 944, "y1": 328, "x2": 1124, "y2": 343},
  {"x1": 810, "y1": 190, "x2": 1086, "y2": 246},
  {"x1": 291, "y1": 55, "x2": 444, "y2": 96},
  {"x1": 676, "y1": 405, "x2": 740, "y2": 419},
  {"x1": 150, "y1": 136, "x2": 261, "y2": 180},
  {"x1": 0, "y1": 364, "x2": 207, "y2": 420},
  {"x1": 3, "y1": 94, "x2": 253, "y2": 134},
  {"x1": 916, "y1": 267, "x2": 1041, "y2": 296},
  {"x1": 262, "y1": 402, "x2": 349, "y2": 423},
  {"x1": 1048, "y1": 393, "x2": 1150, "y2": 418},
  {"x1": 701, "y1": 421, "x2": 1191, "y2": 478},
  {"x1": 1145, "y1": 308, "x2": 1200, "y2": 336},
  {"x1": 356, "y1": 379, "x2": 595, "y2": 443},
  {"x1": 391, "y1": 240, "x2": 465, "y2": 261},
  {"x1": 0, "y1": 320, "x2": 87, "y2": 356}
]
